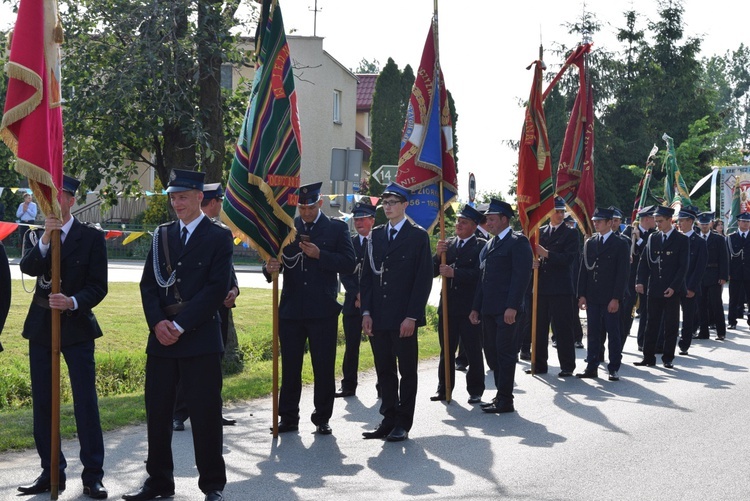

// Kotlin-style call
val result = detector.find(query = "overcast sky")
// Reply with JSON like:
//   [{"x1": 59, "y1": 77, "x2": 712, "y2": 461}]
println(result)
[{"x1": 2, "y1": 0, "x2": 745, "y2": 202}]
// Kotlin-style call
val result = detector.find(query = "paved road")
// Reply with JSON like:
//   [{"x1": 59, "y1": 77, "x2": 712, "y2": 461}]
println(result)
[{"x1": 2, "y1": 262, "x2": 748, "y2": 500}]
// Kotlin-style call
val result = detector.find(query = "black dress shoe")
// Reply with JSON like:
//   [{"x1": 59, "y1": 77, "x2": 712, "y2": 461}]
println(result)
[
  {"x1": 84, "y1": 480, "x2": 108, "y2": 499},
  {"x1": 575, "y1": 341, "x2": 584, "y2": 349},
  {"x1": 468, "y1": 395, "x2": 483, "y2": 404},
  {"x1": 455, "y1": 363, "x2": 468, "y2": 372},
  {"x1": 172, "y1": 419, "x2": 185, "y2": 431},
  {"x1": 519, "y1": 351, "x2": 531, "y2": 360},
  {"x1": 575, "y1": 371, "x2": 598, "y2": 379},
  {"x1": 692, "y1": 334, "x2": 709, "y2": 339},
  {"x1": 664, "y1": 362, "x2": 674, "y2": 369},
  {"x1": 204, "y1": 491, "x2": 223, "y2": 501},
  {"x1": 386, "y1": 426, "x2": 409, "y2": 442},
  {"x1": 270, "y1": 421, "x2": 299, "y2": 433},
  {"x1": 558, "y1": 371, "x2": 574, "y2": 377},
  {"x1": 122, "y1": 484, "x2": 175, "y2": 500},
  {"x1": 18, "y1": 475, "x2": 65, "y2": 494},
  {"x1": 482, "y1": 402, "x2": 515, "y2": 413},
  {"x1": 717, "y1": 335, "x2": 726, "y2": 340},
  {"x1": 728, "y1": 323, "x2": 737, "y2": 329},
  {"x1": 429, "y1": 392, "x2": 446, "y2": 401},
  {"x1": 222, "y1": 417, "x2": 236, "y2": 426},
  {"x1": 316, "y1": 423, "x2": 332, "y2": 435},
  {"x1": 679, "y1": 350, "x2": 689, "y2": 355},
  {"x1": 480, "y1": 398, "x2": 498, "y2": 409},
  {"x1": 608, "y1": 371, "x2": 620, "y2": 381},
  {"x1": 362, "y1": 424, "x2": 393, "y2": 439},
  {"x1": 334, "y1": 388, "x2": 356, "y2": 398},
  {"x1": 634, "y1": 360, "x2": 656, "y2": 367},
  {"x1": 524, "y1": 368, "x2": 547, "y2": 374}
]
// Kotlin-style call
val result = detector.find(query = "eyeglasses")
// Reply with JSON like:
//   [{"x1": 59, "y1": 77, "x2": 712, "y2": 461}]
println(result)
[{"x1": 381, "y1": 200, "x2": 404, "y2": 207}]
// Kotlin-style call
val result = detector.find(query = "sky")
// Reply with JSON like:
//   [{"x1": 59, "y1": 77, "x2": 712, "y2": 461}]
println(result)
[{"x1": 2, "y1": 0, "x2": 746, "y2": 202}]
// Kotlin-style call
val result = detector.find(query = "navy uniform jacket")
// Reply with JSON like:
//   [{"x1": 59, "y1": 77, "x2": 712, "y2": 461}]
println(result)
[
  {"x1": 684, "y1": 232, "x2": 708, "y2": 293},
  {"x1": 623, "y1": 225, "x2": 655, "y2": 291},
  {"x1": 537, "y1": 223, "x2": 579, "y2": 296},
  {"x1": 340, "y1": 233, "x2": 368, "y2": 316},
  {"x1": 432, "y1": 235, "x2": 485, "y2": 316},
  {"x1": 360, "y1": 221, "x2": 433, "y2": 330},
  {"x1": 20, "y1": 218, "x2": 108, "y2": 348},
  {"x1": 264, "y1": 213, "x2": 355, "y2": 320},
  {"x1": 472, "y1": 231, "x2": 533, "y2": 315},
  {"x1": 701, "y1": 232, "x2": 729, "y2": 286},
  {"x1": 576, "y1": 232, "x2": 630, "y2": 304},
  {"x1": 727, "y1": 231, "x2": 750, "y2": 281},
  {"x1": 141, "y1": 216, "x2": 233, "y2": 358},
  {"x1": 637, "y1": 231, "x2": 689, "y2": 296}
]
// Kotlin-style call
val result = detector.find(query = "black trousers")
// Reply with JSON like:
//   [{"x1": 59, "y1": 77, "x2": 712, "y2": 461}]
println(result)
[
  {"x1": 278, "y1": 316, "x2": 337, "y2": 425},
  {"x1": 678, "y1": 293, "x2": 700, "y2": 352},
  {"x1": 699, "y1": 283, "x2": 726, "y2": 338},
  {"x1": 174, "y1": 307, "x2": 231, "y2": 422},
  {"x1": 340, "y1": 313, "x2": 363, "y2": 392},
  {"x1": 483, "y1": 314, "x2": 521, "y2": 406},
  {"x1": 636, "y1": 292, "x2": 649, "y2": 348},
  {"x1": 436, "y1": 312, "x2": 485, "y2": 396},
  {"x1": 620, "y1": 291, "x2": 637, "y2": 349},
  {"x1": 370, "y1": 328, "x2": 418, "y2": 431},
  {"x1": 532, "y1": 294, "x2": 576, "y2": 373},
  {"x1": 144, "y1": 353, "x2": 225, "y2": 493},
  {"x1": 727, "y1": 279, "x2": 750, "y2": 324},
  {"x1": 642, "y1": 294, "x2": 681, "y2": 364},
  {"x1": 29, "y1": 340, "x2": 104, "y2": 485}
]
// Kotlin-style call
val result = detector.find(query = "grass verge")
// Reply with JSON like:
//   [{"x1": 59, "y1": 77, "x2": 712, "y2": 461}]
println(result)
[{"x1": 0, "y1": 280, "x2": 441, "y2": 451}]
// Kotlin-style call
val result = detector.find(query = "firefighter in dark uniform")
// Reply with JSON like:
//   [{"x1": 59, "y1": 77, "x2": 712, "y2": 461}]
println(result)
[
  {"x1": 430, "y1": 204, "x2": 487, "y2": 403},
  {"x1": 128, "y1": 169, "x2": 232, "y2": 501},
  {"x1": 676, "y1": 207, "x2": 707, "y2": 354},
  {"x1": 695, "y1": 212, "x2": 729, "y2": 340},
  {"x1": 336, "y1": 201, "x2": 376, "y2": 398},
  {"x1": 726, "y1": 212, "x2": 750, "y2": 330},
  {"x1": 576, "y1": 207, "x2": 629, "y2": 381},
  {"x1": 360, "y1": 183, "x2": 433, "y2": 442},
  {"x1": 635, "y1": 205, "x2": 689, "y2": 369},
  {"x1": 469, "y1": 199, "x2": 533, "y2": 413},
  {"x1": 527, "y1": 197, "x2": 579, "y2": 377},
  {"x1": 263, "y1": 182, "x2": 356, "y2": 435},
  {"x1": 622, "y1": 205, "x2": 657, "y2": 350}
]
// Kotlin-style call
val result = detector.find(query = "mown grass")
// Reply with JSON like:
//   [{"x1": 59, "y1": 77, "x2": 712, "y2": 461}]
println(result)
[{"x1": 0, "y1": 280, "x2": 440, "y2": 451}]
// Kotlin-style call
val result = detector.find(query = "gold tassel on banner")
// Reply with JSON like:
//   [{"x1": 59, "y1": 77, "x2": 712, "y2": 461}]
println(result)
[{"x1": 54, "y1": 14, "x2": 64, "y2": 44}]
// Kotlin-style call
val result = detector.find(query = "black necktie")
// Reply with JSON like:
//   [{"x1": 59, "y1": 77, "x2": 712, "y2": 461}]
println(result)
[
  {"x1": 389, "y1": 228, "x2": 397, "y2": 242},
  {"x1": 181, "y1": 227, "x2": 188, "y2": 248},
  {"x1": 742, "y1": 233, "x2": 747, "y2": 242},
  {"x1": 457, "y1": 239, "x2": 464, "y2": 249},
  {"x1": 305, "y1": 222, "x2": 313, "y2": 233},
  {"x1": 662, "y1": 233, "x2": 667, "y2": 244}
]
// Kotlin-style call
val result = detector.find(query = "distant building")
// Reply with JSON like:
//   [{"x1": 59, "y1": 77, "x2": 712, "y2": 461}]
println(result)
[{"x1": 234, "y1": 36, "x2": 358, "y2": 216}]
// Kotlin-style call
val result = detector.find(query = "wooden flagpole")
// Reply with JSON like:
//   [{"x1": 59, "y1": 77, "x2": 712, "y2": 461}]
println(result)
[
  {"x1": 529, "y1": 228, "x2": 540, "y2": 376},
  {"x1": 433, "y1": 0, "x2": 451, "y2": 403},
  {"x1": 271, "y1": 273, "x2": 279, "y2": 438},
  {"x1": 50, "y1": 228, "x2": 61, "y2": 499}
]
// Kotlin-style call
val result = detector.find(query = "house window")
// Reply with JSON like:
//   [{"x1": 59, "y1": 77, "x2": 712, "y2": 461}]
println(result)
[{"x1": 333, "y1": 89, "x2": 342, "y2": 124}]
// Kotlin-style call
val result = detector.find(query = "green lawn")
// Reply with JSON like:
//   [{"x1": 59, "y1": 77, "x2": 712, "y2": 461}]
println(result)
[{"x1": 0, "y1": 280, "x2": 441, "y2": 451}]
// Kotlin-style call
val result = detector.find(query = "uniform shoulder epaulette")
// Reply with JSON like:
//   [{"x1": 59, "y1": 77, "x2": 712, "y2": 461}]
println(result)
[
  {"x1": 157, "y1": 220, "x2": 177, "y2": 229},
  {"x1": 79, "y1": 221, "x2": 100, "y2": 230},
  {"x1": 373, "y1": 223, "x2": 387, "y2": 231}
]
